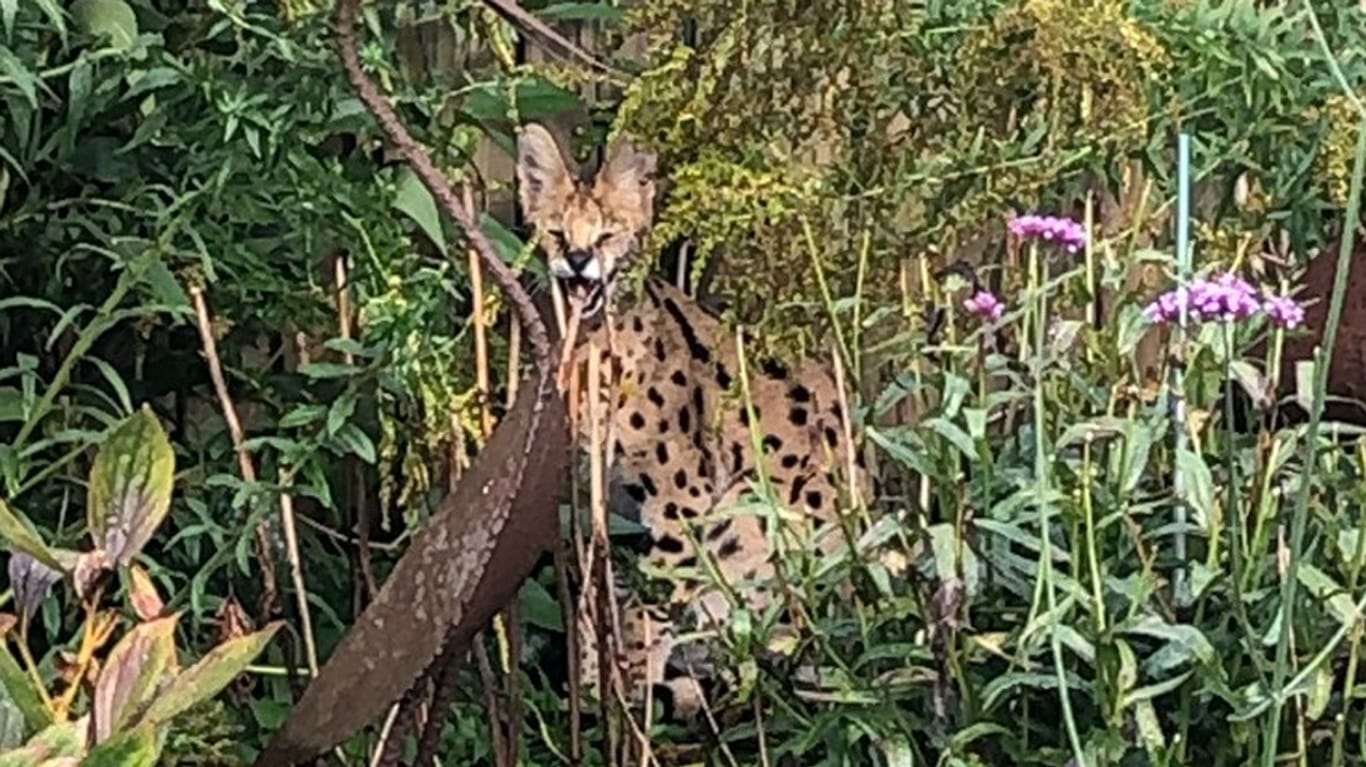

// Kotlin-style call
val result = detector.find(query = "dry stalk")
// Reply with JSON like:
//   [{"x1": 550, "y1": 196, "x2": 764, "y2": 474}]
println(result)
[
  {"x1": 277, "y1": 473, "x2": 320, "y2": 677},
  {"x1": 474, "y1": 640, "x2": 510, "y2": 767},
  {"x1": 335, "y1": 253, "x2": 379, "y2": 603},
  {"x1": 187, "y1": 285, "x2": 280, "y2": 622},
  {"x1": 585, "y1": 339, "x2": 617, "y2": 761},
  {"x1": 368, "y1": 703, "x2": 402, "y2": 767}
]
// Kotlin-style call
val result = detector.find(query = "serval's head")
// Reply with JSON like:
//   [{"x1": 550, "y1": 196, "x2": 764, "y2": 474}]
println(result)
[{"x1": 516, "y1": 123, "x2": 657, "y2": 317}]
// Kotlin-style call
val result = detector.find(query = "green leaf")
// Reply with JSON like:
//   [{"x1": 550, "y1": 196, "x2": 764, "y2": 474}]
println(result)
[
  {"x1": 1174, "y1": 448, "x2": 1214, "y2": 529},
  {"x1": 1297, "y1": 563, "x2": 1357, "y2": 626},
  {"x1": 0, "y1": 501, "x2": 61, "y2": 573},
  {"x1": 480, "y1": 212, "x2": 542, "y2": 275},
  {"x1": 329, "y1": 423, "x2": 375, "y2": 464},
  {"x1": 91, "y1": 614, "x2": 179, "y2": 744},
  {"x1": 519, "y1": 579, "x2": 563, "y2": 632},
  {"x1": 927, "y1": 523, "x2": 979, "y2": 598},
  {"x1": 1294, "y1": 358, "x2": 1317, "y2": 414},
  {"x1": 83, "y1": 723, "x2": 159, "y2": 767},
  {"x1": 0, "y1": 0, "x2": 15, "y2": 41},
  {"x1": 0, "y1": 644, "x2": 49, "y2": 732},
  {"x1": 1121, "y1": 615, "x2": 1215, "y2": 675},
  {"x1": 296, "y1": 362, "x2": 359, "y2": 379},
  {"x1": 1133, "y1": 699, "x2": 1166, "y2": 757},
  {"x1": 1120, "y1": 419, "x2": 1155, "y2": 496},
  {"x1": 393, "y1": 167, "x2": 446, "y2": 253},
  {"x1": 0, "y1": 717, "x2": 84, "y2": 766},
  {"x1": 0, "y1": 387, "x2": 22, "y2": 424},
  {"x1": 536, "y1": 2, "x2": 625, "y2": 21},
  {"x1": 139, "y1": 622, "x2": 282, "y2": 729},
  {"x1": 326, "y1": 393, "x2": 356, "y2": 438},
  {"x1": 1307, "y1": 663, "x2": 1333, "y2": 721},
  {"x1": 86, "y1": 406, "x2": 175, "y2": 566},
  {"x1": 0, "y1": 46, "x2": 37, "y2": 108},
  {"x1": 141, "y1": 263, "x2": 190, "y2": 311},
  {"x1": 922, "y1": 417, "x2": 976, "y2": 459},
  {"x1": 278, "y1": 405, "x2": 325, "y2": 429},
  {"x1": 28, "y1": 0, "x2": 67, "y2": 44},
  {"x1": 1121, "y1": 669, "x2": 1193, "y2": 707},
  {"x1": 70, "y1": 0, "x2": 138, "y2": 50},
  {"x1": 0, "y1": 693, "x2": 23, "y2": 752}
]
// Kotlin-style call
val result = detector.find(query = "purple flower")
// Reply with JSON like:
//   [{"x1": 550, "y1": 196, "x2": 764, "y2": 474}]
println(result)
[
  {"x1": 964, "y1": 290, "x2": 1005, "y2": 322},
  {"x1": 1008, "y1": 213, "x2": 1088, "y2": 253},
  {"x1": 1263, "y1": 294, "x2": 1305, "y2": 330},
  {"x1": 1143, "y1": 271, "x2": 1307, "y2": 331}
]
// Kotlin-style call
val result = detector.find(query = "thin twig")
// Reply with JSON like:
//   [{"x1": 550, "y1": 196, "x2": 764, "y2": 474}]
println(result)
[
  {"x1": 368, "y1": 703, "x2": 402, "y2": 767},
  {"x1": 277, "y1": 471, "x2": 320, "y2": 677},
  {"x1": 479, "y1": 0, "x2": 629, "y2": 83},
  {"x1": 553, "y1": 543, "x2": 584, "y2": 764},
  {"x1": 417, "y1": 644, "x2": 465, "y2": 766},
  {"x1": 475, "y1": 641, "x2": 511, "y2": 767},
  {"x1": 188, "y1": 284, "x2": 280, "y2": 622},
  {"x1": 335, "y1": 252, "x2": 379, "y2": 604},
  {"x1": 377, "y1": 681, "x2": 425, "y2": 767}
]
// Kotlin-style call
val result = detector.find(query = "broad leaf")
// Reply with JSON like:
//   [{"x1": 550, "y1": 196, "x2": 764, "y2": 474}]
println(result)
[
  {"x1": 87, "y1": 406, "x2": 175, "y2": 567},
  {"x1": 90, "y1": 615, "x2": 178, "y2": 745},
  {"x1": 0, "y1": 691, "x2": 24, "y2": 751},
  {"x1": 0, "y1": 717, "x2": 84, "y2": 766},
  {"x1": 125, "y1": 566, "x2": 163, "y2": 622},
  {"x1": 139, "y1": 622, "x2": 281, "y2": 728},
  {"x1": 82, "y1": 723, "x2": 158, "y2": 767},
  {"x1": 393, "y1": 167, "x2": 445, "y2": 253},
  {"x1": 0, "y1": 645, "x2": 46, "y2": 733},
  {"x1": 70, "y1": 0, "x2": 138, "y2": 50},
  {"x1": 0, "y1": 502, "x2": 61, "y2": 573},
  {"x1": 7, "y1": 554, "x2": 59, "y2": 629}
]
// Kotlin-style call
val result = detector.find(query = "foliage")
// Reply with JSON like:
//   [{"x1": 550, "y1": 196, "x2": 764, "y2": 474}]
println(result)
[
  {"x1": 0, "y1": 408, "x2": 279, "y2": 764},
  {"x1": 605, "y1": 0, "x2": 1366, "y2": 362},
  {"x1": 4, "y1": 0, "x2": 1366, "y2": 765}
]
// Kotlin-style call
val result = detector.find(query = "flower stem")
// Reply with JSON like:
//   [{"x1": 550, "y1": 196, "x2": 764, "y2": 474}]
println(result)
[{"x1": 1030, "y1": 242, "x2": 1087, "y2": 766}]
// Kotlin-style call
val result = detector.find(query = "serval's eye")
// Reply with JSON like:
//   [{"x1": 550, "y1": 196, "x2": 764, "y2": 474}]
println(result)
[
  {"x1": 594, "y1": 232, "x2": 616, "y2": 247},
  {"x1": 547, "y1": 229, "x2": 569, "y2": 250}
]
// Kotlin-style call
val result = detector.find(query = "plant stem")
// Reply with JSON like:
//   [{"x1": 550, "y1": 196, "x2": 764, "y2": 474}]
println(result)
[
  {"x1": 12, "y1": 265, "x2": 142, "y2": 454},
  {"x1": 1030, "y1": 242, "x2": 1087, "y2": 765},
  {"x1": 1263, "y1": 8, "x2": 1366, "y2": 757}
]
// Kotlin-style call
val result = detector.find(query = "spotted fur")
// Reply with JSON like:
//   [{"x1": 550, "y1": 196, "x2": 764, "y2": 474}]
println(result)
[{"x1": 515, "y1": 123, "x2": 868, "y2": 716}]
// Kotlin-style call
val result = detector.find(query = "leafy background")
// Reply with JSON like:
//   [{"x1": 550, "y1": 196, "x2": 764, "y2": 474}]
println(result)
[{"x1": 3, "y1": 0, "x2": 1366, "y2": 765}]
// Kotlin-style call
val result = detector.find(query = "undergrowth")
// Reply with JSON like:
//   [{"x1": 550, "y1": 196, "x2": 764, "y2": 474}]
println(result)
[{"x1": 2, "y1": 0, "x2": 1366, "y2": 765}]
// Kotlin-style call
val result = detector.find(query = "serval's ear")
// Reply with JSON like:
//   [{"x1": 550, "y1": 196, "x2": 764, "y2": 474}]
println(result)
[
  {"x1": 594, "y1": 134, "x2": 657, "y2": 233},
  {"x1": 516, "y1": 123, "x2": 574, "y2": 226}
]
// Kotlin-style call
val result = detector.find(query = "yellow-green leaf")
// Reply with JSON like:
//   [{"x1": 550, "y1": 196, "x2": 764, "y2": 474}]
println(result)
[
  {"x1": 87, "y1": 406, "x2": 175, "y2": 567},
  {"x1": 0, "y1": 643, "x2": 49, "y2": 732},
  {"x1": 90, "y1": 614, "x2": 179, "y2": 745},
  {"x1": 82, "y1": 723, "x2": 158, "y2": 767},
  {"x1": 0, "y1": 502, "x2": 60, "y2": 573},
  {"x1": 70, "y1": 0, "x2": 138, "y2": 51},
  {"x1": 139, "y1": 622, "x2": 281, "y2": 728},
  {"x1": 392, "y1": 167, "x2": 446, "y2": 253},
  {"x1": 0, "y1": 717, "x2": 84, "y2": 767}
]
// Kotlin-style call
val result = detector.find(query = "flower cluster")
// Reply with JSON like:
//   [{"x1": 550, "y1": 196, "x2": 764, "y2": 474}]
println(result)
[
  {"x1": 964, "y1": 290, "x2": 1005, "y2": 322},
  {"x1": 1142, "y1": 271, "x2": 1305, "y2": 330},
  {"x1": 1008, "y1": 213, "x2": 1088, "y2": 253}
]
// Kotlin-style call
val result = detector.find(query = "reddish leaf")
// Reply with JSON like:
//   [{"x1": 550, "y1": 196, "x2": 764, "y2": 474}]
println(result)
[
  {"x1": 126, "y1": 565, "x2": 163, "y2": 622},
  {"x1": 71, "y1": 550, "x2": 114, "y2": 603},
  {"x1": 89, "y1": 613, "x2": 178, "y2": 745}
]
